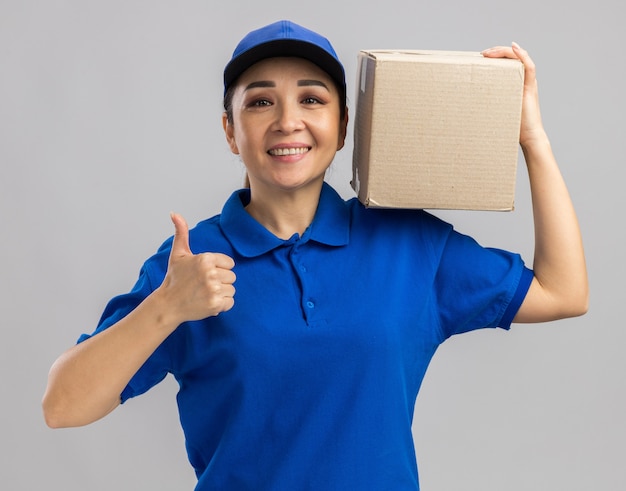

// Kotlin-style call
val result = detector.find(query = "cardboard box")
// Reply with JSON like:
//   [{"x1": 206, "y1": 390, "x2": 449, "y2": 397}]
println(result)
[{"x1": 351, "y1": 50, "x2": 524, "y2": 210}]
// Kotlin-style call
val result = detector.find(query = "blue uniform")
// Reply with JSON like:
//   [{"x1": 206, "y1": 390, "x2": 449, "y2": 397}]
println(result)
[{"x1": 79, "y1": 183, "x2": 533, "y2": 490}]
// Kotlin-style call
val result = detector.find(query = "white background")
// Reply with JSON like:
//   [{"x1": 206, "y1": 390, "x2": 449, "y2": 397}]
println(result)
[{"x1": 1, "y1": 1, "x2": 622, "y2": 489}]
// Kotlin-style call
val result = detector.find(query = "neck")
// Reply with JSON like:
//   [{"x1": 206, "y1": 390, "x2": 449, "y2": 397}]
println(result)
[{"x1": 245, "y1": 182, "x2": 323, "y2": 240}]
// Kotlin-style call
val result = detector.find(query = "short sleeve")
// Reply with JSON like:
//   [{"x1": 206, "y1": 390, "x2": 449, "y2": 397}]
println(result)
[
  {"x1": 433, "y1": 228, "x2": 533, "y2": 340},
  {"x1": 76, "y1": 260, "x2": 172, "y2": 403}
]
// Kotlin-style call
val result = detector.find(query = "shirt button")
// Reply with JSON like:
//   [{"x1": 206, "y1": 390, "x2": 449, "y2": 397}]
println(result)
[{"x1": 306, "y1": 301, "x2": 315, "y2": 309}]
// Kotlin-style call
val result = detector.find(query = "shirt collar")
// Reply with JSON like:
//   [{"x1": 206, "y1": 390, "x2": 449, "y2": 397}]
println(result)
[{"x1": 220, "y1": 182, "x2": 350, "y2": 258}]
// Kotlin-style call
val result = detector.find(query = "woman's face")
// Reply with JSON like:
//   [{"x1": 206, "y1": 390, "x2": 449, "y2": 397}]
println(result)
[{"x1": 224, "y1": 57, "x2": 347, "y2": 195}]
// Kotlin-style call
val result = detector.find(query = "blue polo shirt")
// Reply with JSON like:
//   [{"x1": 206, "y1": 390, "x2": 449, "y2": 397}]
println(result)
[{"x1": 81, "y1": 182, "x2": 533, "y2": 490}]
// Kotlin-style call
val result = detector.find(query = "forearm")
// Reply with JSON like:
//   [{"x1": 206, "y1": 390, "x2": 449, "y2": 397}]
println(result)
[
  {"x1": 516, "y1": 131, "x2": 589, "y2": 321},
  {"x1": 42, "y1": 288, "x2": 179, "y2": 428}
]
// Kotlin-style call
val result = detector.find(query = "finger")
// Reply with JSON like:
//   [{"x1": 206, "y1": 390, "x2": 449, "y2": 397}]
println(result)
[
  {"x1": 170, "y1": 212, "x2": 192, "y2": 258},
  {"x1": 212, "y1": 252, "x2": 236, "y2": 270},
  {"x1": 511, "y1": 41, "x2": 525, "y2": 58},
  {"x1": 217, "y1": 269, "x2": 237, "y2": 286},
  {"x1": 511, "y1": 42, "x2": 530, "y2": 65},
  {"x1": 480, "y1": 46, "x2": 514, "y2": 58},
  {"x1": 511, "y1": 42, "x2": 536, "y2": 81},
  {"x1": 221, "y1": 283, "x2": 236, "y2": 299},
  {"x1": 207, "y1": 282, "x2": 236, "y2": 317},
  {"x1": 220, "y1": 296, "x2": 235, "y2": 314}
]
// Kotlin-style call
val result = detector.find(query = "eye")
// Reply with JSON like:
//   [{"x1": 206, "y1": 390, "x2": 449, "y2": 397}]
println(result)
[
  {"x1": 302, "y1": 96, "x2": 323, "y2": 105},
  {"x1": 251, "y1": 99, "x2": 272, "y2": 107},
  {"x1": 243, "y1": 95, "x2": 273, "y2": 109}
]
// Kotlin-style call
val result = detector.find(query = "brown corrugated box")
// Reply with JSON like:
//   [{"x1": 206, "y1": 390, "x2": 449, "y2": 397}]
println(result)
[{"x1": 351, "y1": 50, "x2": 524, "y2": 210}]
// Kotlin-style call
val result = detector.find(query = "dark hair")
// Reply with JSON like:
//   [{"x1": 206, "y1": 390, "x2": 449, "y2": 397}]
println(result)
[{"x1": 223, "y1": 84, "x2": 237, "y2": 126}]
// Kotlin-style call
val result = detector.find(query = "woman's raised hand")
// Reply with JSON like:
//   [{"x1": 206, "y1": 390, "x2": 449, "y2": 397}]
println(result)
[
  {"x1": 161, "y1": 213, "x2": 236, "y2": 323},
  {"x1": 482, "y1": 42, "x2": 545, "y2": 149}
]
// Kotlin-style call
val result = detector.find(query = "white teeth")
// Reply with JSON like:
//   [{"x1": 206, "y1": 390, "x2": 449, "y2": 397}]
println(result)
[{"x1": 269, "y1": 147, "x2": 309, "y2": 156}]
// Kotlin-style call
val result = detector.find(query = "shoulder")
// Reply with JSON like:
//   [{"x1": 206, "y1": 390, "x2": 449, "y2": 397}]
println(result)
[
  {"x1": 339, "y1": 197, "x2": 456, "y2": 268},
  {"x1": 346, "y1": 197, "x2": 453, "y2": 240},
  {"x1": 189, "y1": 215, "x2": 229, "y2": 253}
]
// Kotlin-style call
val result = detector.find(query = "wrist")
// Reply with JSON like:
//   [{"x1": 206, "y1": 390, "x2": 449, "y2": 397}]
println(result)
[
  {"x1": 521, "y1": 129, "x2": 551, "y2": 158},
  {"x1": 144, "y1": 286, "x2": 185, "y2": 334}
]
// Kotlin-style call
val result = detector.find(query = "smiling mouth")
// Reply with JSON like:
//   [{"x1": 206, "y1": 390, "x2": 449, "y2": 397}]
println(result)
[{"x1": 268, "y1": 147, "x2": 311, "y2": 156}]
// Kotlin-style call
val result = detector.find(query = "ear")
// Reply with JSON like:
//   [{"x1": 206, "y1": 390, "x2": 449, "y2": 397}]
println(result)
[
  {"x1": 337, "y1": 107, "x2": 349, "y2": 151},
  {"x1": 222, "y1": 112, "x2": 240, "y2": 155}
]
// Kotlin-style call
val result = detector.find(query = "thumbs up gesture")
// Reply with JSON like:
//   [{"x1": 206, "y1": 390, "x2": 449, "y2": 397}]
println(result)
[{"x1": 160, "y1": 213, "x2": 236, "y2": 324}]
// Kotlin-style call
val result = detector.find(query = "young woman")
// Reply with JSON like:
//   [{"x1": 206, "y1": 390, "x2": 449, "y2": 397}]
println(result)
[{"x1": 43, "y1": 20, "x2": 588, "y2": 490}]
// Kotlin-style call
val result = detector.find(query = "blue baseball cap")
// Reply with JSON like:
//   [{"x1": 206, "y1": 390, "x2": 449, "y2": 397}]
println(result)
[{"x1": 223, "y1": 20, "x2": 346, "y2": 98}]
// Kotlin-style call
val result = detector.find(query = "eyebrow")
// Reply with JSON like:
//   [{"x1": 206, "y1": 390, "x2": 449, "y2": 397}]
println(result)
[
  {"x1": 297, "y1": 79, "x2": 330, "y2": 90},
  {"x1": 243, "y1": 79, "x2": 330, "y2": 91},
  {"x1": 244, "y1": 81, "x2": 276, "y2": 90}
]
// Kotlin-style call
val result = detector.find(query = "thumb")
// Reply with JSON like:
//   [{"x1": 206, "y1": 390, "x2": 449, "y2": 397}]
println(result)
[{"x1": 169, "y1": 212, "x2": 192, "y2": 258}]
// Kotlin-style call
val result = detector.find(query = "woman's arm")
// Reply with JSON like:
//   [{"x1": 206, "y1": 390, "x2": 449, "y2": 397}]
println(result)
[
  {"x1": 42, "y1": 213, "x2": 236, "y2": 428},
  {"x1": 482, "y1": 43, "x2": 588, "y2": 322}
]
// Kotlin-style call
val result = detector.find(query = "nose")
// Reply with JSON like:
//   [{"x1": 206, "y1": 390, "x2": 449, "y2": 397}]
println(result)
[{"x1": 272, "y1": 101, "x2": 305, "y2": 134}]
